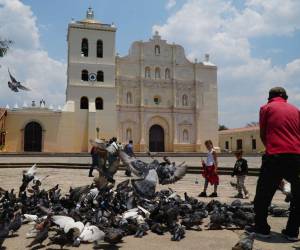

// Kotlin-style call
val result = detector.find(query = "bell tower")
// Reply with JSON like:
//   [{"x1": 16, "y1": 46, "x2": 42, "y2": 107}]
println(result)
[{"x1": 65, "y1": 7, "x2": 117, "y2": 143}]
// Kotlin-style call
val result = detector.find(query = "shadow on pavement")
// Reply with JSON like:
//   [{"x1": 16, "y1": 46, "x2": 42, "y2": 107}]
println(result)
[{"x1": 255, "y1": 231, "x2": 293, "y2": 244}]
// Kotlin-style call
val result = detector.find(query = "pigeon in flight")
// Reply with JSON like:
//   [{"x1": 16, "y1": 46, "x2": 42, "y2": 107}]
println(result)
[{"x1": 7, "y1": 68, "x2": 30, "y2": 92}]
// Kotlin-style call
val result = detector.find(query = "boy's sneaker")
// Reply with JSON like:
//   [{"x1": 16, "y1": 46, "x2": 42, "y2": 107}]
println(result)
[
  {"x1": 245, "y1": 225, "x2": 271, "y2": 238},
  {"x1": 198, "y1": 192, "x2": 207, "y2": 197},
  {"x1": 281, "y1": 229, "x2": 299, "y2": 242},
  {"x1": 234, "y1": 193, "x2": 243, "y2": 199},
  {"x1": 209, "y1": 192, "x2": 218, "y2": 197}
]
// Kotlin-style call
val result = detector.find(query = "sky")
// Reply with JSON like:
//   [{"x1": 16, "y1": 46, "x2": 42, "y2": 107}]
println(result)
[{"x1": 0, "y1": 0, "x2": 299, "y2": 128}]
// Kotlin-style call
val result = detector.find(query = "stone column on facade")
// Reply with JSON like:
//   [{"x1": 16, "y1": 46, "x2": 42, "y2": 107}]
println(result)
[
  {"x1": 88, "y1": 102, "x2": 96, "y2": 152},
  {"x1": 115, "y1": 56, "x2": 120, "y2": 106},
  {"x1": 138, "y1": 42, "x2": 146, "y2": 151},
  {"x1": 171, "y1": 44, "x2": 178, "y2": 151},
  {"x1": 115, "y1": 56, "x2": 122, "y2": 142},
  {"x1": 194, "y1": 62, "x2": 202, "y2": 152}
]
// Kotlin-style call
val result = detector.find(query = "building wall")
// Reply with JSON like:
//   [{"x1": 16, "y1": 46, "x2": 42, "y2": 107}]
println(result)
[
  {"x1": 2, "y1": 11, "x2": 218, "y2": 153},
  {"x1": 116, "y1": 33, "x2": 218, "y2": 152},
  {"x1": 219, "y1": 127, "x2": 265, "y2": 153}
]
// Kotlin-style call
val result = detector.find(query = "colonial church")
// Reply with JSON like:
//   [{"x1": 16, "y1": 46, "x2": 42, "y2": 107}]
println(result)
[{"x1": 1, "y1": 8, "x2": 218, "y2": 153}]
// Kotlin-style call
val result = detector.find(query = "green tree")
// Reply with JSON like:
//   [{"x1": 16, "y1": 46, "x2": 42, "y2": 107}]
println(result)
[{"x1": 219, "y1": 124, "x2": 228, "y2": 131}]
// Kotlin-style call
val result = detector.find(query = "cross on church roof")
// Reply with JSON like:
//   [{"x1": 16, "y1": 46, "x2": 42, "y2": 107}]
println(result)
[{"x1": 86, "y1": 7, "x2": 94, "y2": 20}]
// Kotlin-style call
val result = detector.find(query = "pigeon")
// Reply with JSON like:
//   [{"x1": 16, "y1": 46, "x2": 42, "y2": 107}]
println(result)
[
  {"x1": 119, "y1": 151, "x2": 187, "y2": 198},
  {"x1": 52, "y1": 215, "x2": 84, "y2": 237},
  {"x1": 7, "y1": 69, "x2": 30, "y2": 92},
  {"x1": 47, "y1": 229, "x2": 74, "y2": 249},
  {"x1": 232, "y1": 232, "x2": 255, "y2": 250},
  {"x1": 27, "y1": 223, "x2": 49, "y2": 248},
  {"x1": 103, "y1": 227, "x2": 124, "y2": 244},
  {"x1": 8, "y1": 212, "x2": 22, "y2": 235},
  {"x1": 0, "y1": 221, "x2": 9, "y2": 248},
  {"x1": 170, "y1": 224, "x2": 185, "y2": 241},
  {"x1": 19, "y1": 164, "x2": 37, "y2": 193}
]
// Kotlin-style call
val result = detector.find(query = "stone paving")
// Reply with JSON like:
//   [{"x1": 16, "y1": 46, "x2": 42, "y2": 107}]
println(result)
[
  {"x1": 0, "y1": 165, "x2": 298, "y2": 250},
  {"x1": 0, "y1": 155, "x2": 263, "y2": 168}
]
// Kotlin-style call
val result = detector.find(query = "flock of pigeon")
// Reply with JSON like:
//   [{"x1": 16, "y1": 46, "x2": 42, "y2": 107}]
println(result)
[{"x1": 0, "y1": 153, "x2": 290, "y2": 250}]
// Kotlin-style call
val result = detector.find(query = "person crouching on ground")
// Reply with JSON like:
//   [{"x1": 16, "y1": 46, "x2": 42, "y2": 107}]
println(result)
[
  {"x1": 124, "y1": 140, "x2": 136, "y2": 176},
  {"x1": 231, "y1": 150, "x2": 249, "y2": 199},
  {"x1": 198, "y1": 140, "x2": 219, "y2": 197}
]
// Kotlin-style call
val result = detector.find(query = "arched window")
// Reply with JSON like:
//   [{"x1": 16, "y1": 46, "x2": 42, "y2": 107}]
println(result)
[
  {"x1": 80, "y1": 96, "x2": 89, "y2": 109},
  {"x1": 183, "y1": 129, "x2": 189, "y2": 143},
  {"x1": 97, "y1": 71, "x2": 104, "y2": 82},
  {"x1": 165, "y1": 68, "x2": 170, "y2": 79},
  {"x1": 155, "y1": 45, "x2": 160, "y2": 55},
  {"x1": 145, "y1": 67, "x2": 151, "y2": 78},
  {"x1": 81, "y1": 38, "x2": 88, "y2": 57},
  {"x1": 182, "y1": 94, "x2": 188, "y2": 106},
  {"x1": 126, "y1": 92, "x2": 132, "y2": 104},
  {"x1": 126, "y1": 128, "x2": 132, "y2": 141},
  {"x1": 81, "y1": 70, "x2": 88, "y2": 81},
  {"x1": 155, "y1": 67, "x2": 161, "y2": 79},
  {"x1": 97, "y1": 40, "x2": 103, "y2": 58},
  {"x1": 95, "y1": 97, "x2": 103, "y2": 110},
  {"x1": 153, "y1": 95, "x2": 161, "y2": 105}
]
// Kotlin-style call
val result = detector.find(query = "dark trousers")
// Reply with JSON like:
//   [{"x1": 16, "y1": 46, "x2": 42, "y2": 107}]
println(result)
[{"x1": 254, "y1": 154, "x2": 300, "y2": 236}]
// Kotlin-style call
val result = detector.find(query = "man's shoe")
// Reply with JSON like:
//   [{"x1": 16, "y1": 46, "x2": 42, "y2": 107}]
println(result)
[
  {"x1": 234, "y1": 193, "x2": 243, "y2": 199},
  {"x1": 244, "y1": 193, "x2": 250, "y2": 199},
  {"x1": 88, "y1": 174, "x2": 94, "y2": 177},
  {"x1": 282, "y1": 229, "x2": 299, "y2": 242},
  {"x1": 209, "y1": 192, "x2": 218, "y2": 197},
  {"x1": 198, "y1": 192, "x2": 207, "y2": 197},
  {"x1": 245, "y1": 225, "x2": 271, "y2": 238}
]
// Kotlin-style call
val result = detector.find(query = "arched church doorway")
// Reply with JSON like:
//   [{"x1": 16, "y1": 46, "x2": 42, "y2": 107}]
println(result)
[
  {"x1": 24, "y1": 122, "x2": 42, "y2": 152},
  {"x1": 149, "y1": 124, "x2": 165, "y2": 152}
]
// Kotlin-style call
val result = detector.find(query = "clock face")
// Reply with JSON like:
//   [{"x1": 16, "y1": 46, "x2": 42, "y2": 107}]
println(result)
[{"x1": 89, "y1": 73, "x2": 97, "y2": 81}]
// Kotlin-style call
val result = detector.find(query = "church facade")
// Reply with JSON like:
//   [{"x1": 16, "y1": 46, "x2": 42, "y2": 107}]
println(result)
[{"x1": 2, "y1": 8, "x2": 218, "y2": 153}]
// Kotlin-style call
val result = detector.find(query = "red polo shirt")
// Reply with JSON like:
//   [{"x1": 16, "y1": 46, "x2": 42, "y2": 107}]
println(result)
[{"x1": 259, "y1": 97, "x2": 300, "y2": 155}]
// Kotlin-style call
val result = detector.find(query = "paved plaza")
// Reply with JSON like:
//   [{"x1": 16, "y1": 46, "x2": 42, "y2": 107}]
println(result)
[
  {"x1": 0, "y1": 160, "x2": 299, "y2": 250},
  {"x1": 0, "y1": 155, "x2": 263, "y2": 168}
]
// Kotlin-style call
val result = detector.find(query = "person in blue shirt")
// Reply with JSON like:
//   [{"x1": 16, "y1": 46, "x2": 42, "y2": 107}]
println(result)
[{"x1": 124, "y1": 140, "x2": 136, "y2": 176}]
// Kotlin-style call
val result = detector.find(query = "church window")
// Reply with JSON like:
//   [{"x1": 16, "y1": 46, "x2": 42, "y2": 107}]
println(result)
[
  {"x1": 182, "y1": 94, "x2": 188, "y2": 106},
  {"x1": 126, "y1": 128, "x2": 132, "y2": 141},
  {"x1": 81, "y1": 38, "x2": 88, "y2": 57},
  {"x1": 155, "y1": 45, "x2": 160, "y2": 55},
  {"x1": 81, "y1": 70, "x2": 88, "y2": 81},
  {"x1": 97, "y1": 40, "x2": 103, "y2": 58},
  {"x1": 95, "y1": 97, "x2": 103, "y2": 110},
  {"x1": 0, "y1": 131, "x2": 5, "y2": 147},
  {"x1": 80, "y1": 97, "x2": 89, "y2": 109},
  {"x1": 153, "y1": 95, "x2": 161, "y2": 105},
  {"x1": 97, "y1": 71, "x2": 104, "y2": 82},
  {"x1": 155, "y1": 67, "x2": 161, "y2": 79},
  {"x1": 145, "y1": 67, "x2": 151, "y2": 78},
  {"x1": 183, "y1": 129, "x2": 189, "y2": 143},
  {"x1": 165, "y1": 68, "x2": 170, "y2": 79},
  {"x1": 126, "y1": 92, "x2": 132, "y2": 104}
]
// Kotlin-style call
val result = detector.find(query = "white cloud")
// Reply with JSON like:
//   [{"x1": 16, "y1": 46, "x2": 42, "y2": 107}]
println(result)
[
  {"x1": 166, "y1": 0, "x2": 176, "y2": 10},
  {"x1": 153, "y1": 0, "x2": 300, "y2": 128},
  {"x1": 0, "y1": 0, "x2": 66, "y2": 108}
]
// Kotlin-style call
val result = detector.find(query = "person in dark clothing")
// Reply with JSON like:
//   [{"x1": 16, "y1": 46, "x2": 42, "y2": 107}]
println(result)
[
  {"x1": 124, "y1": 140, "x2": 135, "y2": 176},
  {"x1": 89, "y1": 146, "x2": 98, "y2": 177},
  {"x1": 246, "y1": 87, "x2": 300, "y2": 242},
  {"x1": 231, "y1": 150, "x2": 249, "y2": 199}
]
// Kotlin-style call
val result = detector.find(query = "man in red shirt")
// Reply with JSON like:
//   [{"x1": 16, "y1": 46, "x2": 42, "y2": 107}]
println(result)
[{"x1": 246, "y1": 87, "x2": 300, "y2": 241}]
